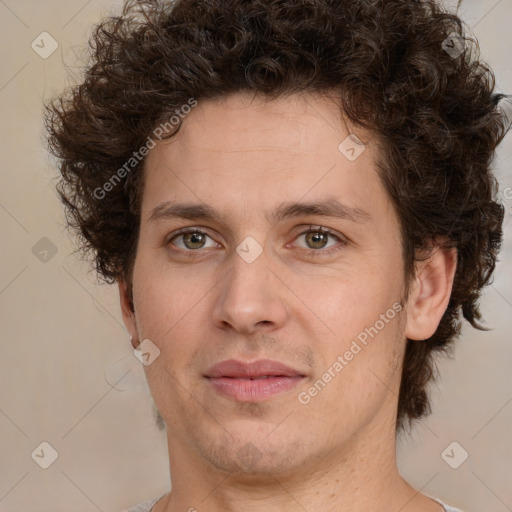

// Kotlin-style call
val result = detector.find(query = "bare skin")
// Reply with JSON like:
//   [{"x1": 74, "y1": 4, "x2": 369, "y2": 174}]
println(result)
[{"x1": 119, "y1": 91, "x2": 456, "y2": 512}]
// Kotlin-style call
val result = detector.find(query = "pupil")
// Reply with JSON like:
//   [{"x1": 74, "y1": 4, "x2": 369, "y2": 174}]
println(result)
[
  {"x1": 185, "y1": 232, "x2": 205, "y2": 249},
  {"x1": 307, "y1": 232, "x2": 327, "y2": 248}
]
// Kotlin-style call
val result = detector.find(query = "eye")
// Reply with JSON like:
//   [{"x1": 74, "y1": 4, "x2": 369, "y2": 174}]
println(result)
[
  {"x1": 168, "y1": 228, "x2": 219, "y2": 250},
  {"x1": 293, "y1": 226, "x2": 345, "y2": 252}
]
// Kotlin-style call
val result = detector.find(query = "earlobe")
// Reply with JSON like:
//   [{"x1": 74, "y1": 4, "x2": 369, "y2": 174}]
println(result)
[
  {"x1": 118, "y1": 279, "x2": 139, "y2": 348},
  {"x1": 405, "y1": 245, "x2": 457, "y2": 341}
]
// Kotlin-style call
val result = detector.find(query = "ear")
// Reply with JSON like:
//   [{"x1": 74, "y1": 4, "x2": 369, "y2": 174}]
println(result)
[
  {"x1": 118, "y1": 278, "x2": 139, "y2": 348},
  {"x1": 405, "y1": 244, "x2": 457, "y2": 341}
]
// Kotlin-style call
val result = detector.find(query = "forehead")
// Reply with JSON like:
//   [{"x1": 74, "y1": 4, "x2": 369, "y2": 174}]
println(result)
[
  {"x1": 162, "y1": 92, "x2": 360, "y2": 162},
  {"x1": 140, "y1": 91, "x2": 393, "y2": 227}
]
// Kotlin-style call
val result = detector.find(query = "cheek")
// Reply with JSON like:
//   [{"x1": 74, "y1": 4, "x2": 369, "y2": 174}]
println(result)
[
  {"x1": 133, "y1": 271, "x2": 204, "y2": 406},
  {"x1": 131, "y1": 251, "x2": 202, "y2": 332},
  {"x1": 131, "y1": 260, "x2": 216, "y2": 389},
  {"x1": 312, "y1": 266, "x2": 404, "y2": 341},
  {"x1": 306, "y1": 308, "x2": 405, "y2": 431},
  {"x1": 307, "y1": 263, "x2": 406, "y2": 395}
]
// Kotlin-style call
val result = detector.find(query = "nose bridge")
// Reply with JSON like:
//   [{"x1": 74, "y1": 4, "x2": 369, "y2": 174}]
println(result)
[
  {"x1": 213, "y1": 241, "x2": 287, "y2": 332},
  {"x1": 229, "y1": 242, "x2": 270, "y2": 294}
]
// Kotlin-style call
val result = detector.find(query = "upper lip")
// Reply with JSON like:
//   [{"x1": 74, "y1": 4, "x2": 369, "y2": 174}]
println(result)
[{"x1": 205, "y1": 359, "x2": 305, "y2": 379}]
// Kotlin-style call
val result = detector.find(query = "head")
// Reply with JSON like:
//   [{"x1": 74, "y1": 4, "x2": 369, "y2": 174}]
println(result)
[{"x1": 46, "y1": 0, "x2": 506, "y2": 474}]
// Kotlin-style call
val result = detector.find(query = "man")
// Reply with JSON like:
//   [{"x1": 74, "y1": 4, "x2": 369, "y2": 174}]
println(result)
[{"x1": 45, "y1": 0, "x2": 508, "y2": 511}]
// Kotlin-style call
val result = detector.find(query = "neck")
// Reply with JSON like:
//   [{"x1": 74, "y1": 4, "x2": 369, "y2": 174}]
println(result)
[{"x1": 155, "y1": 413, "x2": 438, "y2": 512}]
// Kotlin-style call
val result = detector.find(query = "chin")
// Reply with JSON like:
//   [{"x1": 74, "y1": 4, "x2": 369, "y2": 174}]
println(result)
[{"x1": 194, "y1": 430, "x2": 313, "y2": 477}]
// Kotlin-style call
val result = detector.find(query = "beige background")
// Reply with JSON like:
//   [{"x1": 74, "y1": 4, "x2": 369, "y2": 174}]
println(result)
[{"x1": 0, "y1": 0, "x2": 510, "y2": 511}]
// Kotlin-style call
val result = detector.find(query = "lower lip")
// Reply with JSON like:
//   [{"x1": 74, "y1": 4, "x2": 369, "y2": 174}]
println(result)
[{"x1": 207, "y1": 376, "x2": 304, "y2": 402}]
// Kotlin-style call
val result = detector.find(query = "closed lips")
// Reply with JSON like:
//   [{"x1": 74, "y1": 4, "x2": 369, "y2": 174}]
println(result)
[{"x1": 205, "y1": 359, "x2": 305, "y2": 379}]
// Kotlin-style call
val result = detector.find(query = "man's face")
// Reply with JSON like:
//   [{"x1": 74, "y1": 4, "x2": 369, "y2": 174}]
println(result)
[{"x1": 126, "y1": 92, "x2": 410, "y2": 475}]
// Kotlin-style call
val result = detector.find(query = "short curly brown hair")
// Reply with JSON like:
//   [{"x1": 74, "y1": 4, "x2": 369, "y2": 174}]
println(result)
[{"x1": 45, "y1": 0, "x2": 508, "y2": 431}]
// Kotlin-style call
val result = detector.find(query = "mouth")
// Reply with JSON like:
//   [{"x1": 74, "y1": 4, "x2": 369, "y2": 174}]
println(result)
[{"x1": 204, "y1": 359, "x2": 306, "y2": 402}]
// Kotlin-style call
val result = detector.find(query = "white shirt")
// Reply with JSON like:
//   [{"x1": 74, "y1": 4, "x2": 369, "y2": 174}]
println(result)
[{"x1": 123, "y1": 494, "x2": 464, "y2": 511}]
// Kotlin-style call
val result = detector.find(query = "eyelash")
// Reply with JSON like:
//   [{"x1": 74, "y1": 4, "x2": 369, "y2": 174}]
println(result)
[{"x1": 167, "y1": 225, "x2": 347, "y2": 257}]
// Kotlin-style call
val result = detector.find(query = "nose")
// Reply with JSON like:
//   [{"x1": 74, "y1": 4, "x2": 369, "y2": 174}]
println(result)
[{"x1": 212, "y1": 246, "x2": 289, "y2": 335}]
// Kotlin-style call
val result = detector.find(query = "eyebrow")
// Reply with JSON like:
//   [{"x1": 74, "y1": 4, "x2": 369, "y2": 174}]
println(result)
[{"x1": 147, "y1": 199, "x2": 371, "y2": 225}]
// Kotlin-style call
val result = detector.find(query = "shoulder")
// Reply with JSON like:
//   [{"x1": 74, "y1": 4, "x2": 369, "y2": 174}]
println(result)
[
  {"x1": 121, "y1": 495, "x2": 164, "y2": 512},
  {"x1": 429, "y1": 495, "x2": 465, "y2": 512}
]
